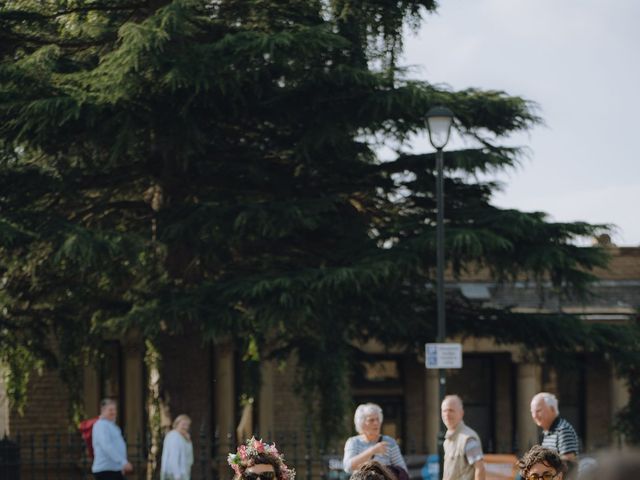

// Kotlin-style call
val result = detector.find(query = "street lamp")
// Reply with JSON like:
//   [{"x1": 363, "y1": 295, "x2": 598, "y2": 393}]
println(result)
[{"x1": 425, "y1": 106, "x2": 454, "y2": 480}]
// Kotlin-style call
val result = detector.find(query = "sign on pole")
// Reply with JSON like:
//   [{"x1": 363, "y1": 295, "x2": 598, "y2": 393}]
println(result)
[{"x1": 425, "y1": 343, "x2": 462, "y2": 369}]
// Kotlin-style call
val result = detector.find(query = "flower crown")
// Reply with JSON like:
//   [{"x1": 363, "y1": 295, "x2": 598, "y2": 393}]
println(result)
[{"x1": 228, "y1": 437, "x2": 295, "y2": 480}]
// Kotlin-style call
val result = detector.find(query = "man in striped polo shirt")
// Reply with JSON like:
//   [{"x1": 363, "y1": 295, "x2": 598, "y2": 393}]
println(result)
[{"x1": 530, "y1": 392, "x2": 579, "y2": 475}]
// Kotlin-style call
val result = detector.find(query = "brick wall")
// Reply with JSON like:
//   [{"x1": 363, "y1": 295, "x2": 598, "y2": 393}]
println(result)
[
  {"x1": 9, "y1": 367, "x2": 72, "y2": 434},
  {"x1": 272, "y1": 355, "x2": 306, "y2": 439},
  {"x1": 592, "y1": 247, "x2": 640, "y2": 280},
  {"x1": 6, "y1": 367, "x2": 77, "y2": 475}
]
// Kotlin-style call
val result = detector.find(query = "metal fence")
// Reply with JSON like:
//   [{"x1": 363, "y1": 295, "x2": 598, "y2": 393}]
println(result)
[
  {"x1": 0, "y1": 425, "x2": 533, "y2": 480},
  {"x1": 0, "y1": 429, "x2": 380, "y2": 480},
  {"x1": 0, "y1": 431, "x2": 150, "y2": 480}
]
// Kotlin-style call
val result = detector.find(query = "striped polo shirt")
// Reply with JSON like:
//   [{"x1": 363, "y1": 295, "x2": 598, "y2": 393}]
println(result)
[
  {"x1": 541, "y1": 416, "x2": 580, "y2": 456},
  {"x1": 343, "y1": 434, "x2": 408, "y2": 473}
]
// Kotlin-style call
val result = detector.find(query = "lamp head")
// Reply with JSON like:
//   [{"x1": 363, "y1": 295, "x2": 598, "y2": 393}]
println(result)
[{"x1": 426, "y1": 106, "x2": 454, "y2": 149}]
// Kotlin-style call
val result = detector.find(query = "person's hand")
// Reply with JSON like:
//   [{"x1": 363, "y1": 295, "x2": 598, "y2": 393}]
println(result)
[
  {"x1": 122, "y1": 462, "x2": 134, "y2": 474},
  {"x1": 371, "y1": 441, "x2": 389, "y2": 456}
]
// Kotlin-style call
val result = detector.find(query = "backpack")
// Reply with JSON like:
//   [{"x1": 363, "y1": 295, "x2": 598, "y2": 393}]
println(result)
[{"x1": 79, "y1": 417, "x2": 99, "y2": 459}]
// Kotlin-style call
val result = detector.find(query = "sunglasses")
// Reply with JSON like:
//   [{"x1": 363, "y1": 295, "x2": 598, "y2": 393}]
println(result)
[
  {"x1": 527, "y1": 473, "x2": 559, "y2": 480},
  {"x1": 244, "y1": 472, "x2": 276, "y2": 480}
]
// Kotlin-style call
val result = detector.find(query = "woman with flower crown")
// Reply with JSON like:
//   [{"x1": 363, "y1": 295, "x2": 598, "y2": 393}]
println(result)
[{"x1": 228, "y1": 437, "x2": 296, "y2": 480}]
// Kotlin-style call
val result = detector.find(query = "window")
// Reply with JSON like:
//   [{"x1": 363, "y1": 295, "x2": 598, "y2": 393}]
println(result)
[
  {"x1": 446, "y1": 355, "x2": 496, "y2": 452},
  {"x1": 555, "y1": 358, "x2": 585, "y2": 445}
]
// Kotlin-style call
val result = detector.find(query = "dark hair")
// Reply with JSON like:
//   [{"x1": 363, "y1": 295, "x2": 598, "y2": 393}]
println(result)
[
  {"x1": 517, "y1": 446, "x2": 566, "y2": 478},
  {"x1": 350, "y1": 461, "x2": 396, "y2": 480},
  {"x1": 100, "y1": 398, "x2": 117, "y2": 408},
  {"x1": 240, "y1": 454, "x2": 282, "y2": 480}
]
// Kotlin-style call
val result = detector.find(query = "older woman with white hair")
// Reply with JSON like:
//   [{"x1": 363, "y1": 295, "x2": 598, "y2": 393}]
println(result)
[{"x1": 343, "y1": 403, "x2": 408, "y2": 475}]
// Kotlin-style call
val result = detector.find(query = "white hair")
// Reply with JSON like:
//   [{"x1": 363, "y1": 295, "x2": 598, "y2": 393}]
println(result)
[
  {"x1": 354, "y1": 403, "x2": 383, "y2": 434},
  {"x1": 532, "y1": 392, "x2": 560, "y2": 414}
]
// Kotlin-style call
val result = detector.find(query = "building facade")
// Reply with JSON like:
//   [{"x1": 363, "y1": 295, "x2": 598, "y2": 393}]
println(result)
[{"x1": 1, "y1": 246, "x2": 638, "y2": 476}]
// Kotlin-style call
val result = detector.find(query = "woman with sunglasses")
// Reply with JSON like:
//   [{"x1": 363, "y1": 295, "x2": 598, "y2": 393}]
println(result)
[
  {"x1": 228, "y1": 437, "x2": 295, "y2": 480},
  {"x1": 517, "y1": 445, "x2": 567, "y2": 480}
]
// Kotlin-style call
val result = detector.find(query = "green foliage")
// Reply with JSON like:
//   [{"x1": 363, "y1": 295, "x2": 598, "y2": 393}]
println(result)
[
  {"x1": 0, "y1": 0, "x2": 637, "y2": 444},
  {"x1": 606, "y1": 316, "x2": 640, "y2": 445}
]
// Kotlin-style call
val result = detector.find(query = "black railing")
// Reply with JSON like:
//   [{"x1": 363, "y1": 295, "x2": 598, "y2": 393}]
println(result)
[
  {"x1": 0, "y1": 430, "x2": 433, "y2": 480},
  {"x1": 0, "y1": 430, "x2": 343, "y2": 480},
  {"x1": 0, "y1": 431, "x2": 151, "y2": 480}
]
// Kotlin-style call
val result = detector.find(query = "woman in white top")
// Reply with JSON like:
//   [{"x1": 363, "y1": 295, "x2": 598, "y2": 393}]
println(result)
[{"x1": 161, "y1": 414, "x2": 194, "y2": 480}]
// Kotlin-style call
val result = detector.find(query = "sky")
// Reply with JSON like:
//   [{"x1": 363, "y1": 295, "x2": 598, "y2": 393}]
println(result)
[{"x1": 401, "y1": 0, "x2": 640, "y2": 245}]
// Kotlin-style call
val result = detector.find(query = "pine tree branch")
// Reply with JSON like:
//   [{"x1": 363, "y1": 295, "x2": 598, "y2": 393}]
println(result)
[
  {"x1": 36, "y1": 3, "x2": 148, "y2": 20},
  {"x1": 69, "y1": 200, "x2": 153, "y2": 221},
  {"x1": 2, "y1": 31, "x2": 116, "y2": 49}
]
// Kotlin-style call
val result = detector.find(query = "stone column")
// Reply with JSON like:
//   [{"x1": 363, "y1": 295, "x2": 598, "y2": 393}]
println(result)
[
  {"x1": 259, "y1": 360, "x2": 275, "y2": 439},
  {"x1": 516, "y1": 362, "x2": 540, "y2": 453},
  {"x1": 424, "y1": 368, "x2": 440, "y2": 454},
  {"x1": 610, "y1": 367, "x2": 630, "y2": 449},
  {"x1": 83, "y1": 365, "x2": 100, "y2": 417},
  {"x1": 0, "y1": 365, "x2": 9, "y2": 437}
]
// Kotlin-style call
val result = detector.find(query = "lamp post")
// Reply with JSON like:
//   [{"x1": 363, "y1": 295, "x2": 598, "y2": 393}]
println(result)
[{"x1": 425, "y1": 106, "x2": 454, "y2": 480}]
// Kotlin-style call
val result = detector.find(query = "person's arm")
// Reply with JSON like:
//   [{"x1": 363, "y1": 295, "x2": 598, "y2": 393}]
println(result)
[
  {"x1": 179, "y1": 435, "x2": 193, "y2": 474},
  {"x1": 559, "y1": 450, "x2": 577, "y2": 480},
  {"x1": 186, "y1": 441, "x2": 194, "y2": 471},
  {"x1": 557, "y1": 426, "x2": 579, "y2": 464},
  {"x1": 387, "y1": 439, "x2": 408, "y2": 472},
  {"x1": 473, "y1": 460, "x2": 486, "y2": 480},
  {"x1": 176, "y1": 436, "x2": 189, "y2": 478},
  {"x1": 343, "y1": 438, "x2": 388, "y2": 473},
  {"x1": 465, "y1": 438, "x2": 485, "y2": 480}
]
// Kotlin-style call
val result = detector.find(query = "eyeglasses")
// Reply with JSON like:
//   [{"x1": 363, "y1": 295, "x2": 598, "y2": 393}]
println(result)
[
  {"x1": 244, "y1": 472, "x2": 276, "y2": 480},
  {"x1": 527, "y1": 473, "x2": 558, "y2": 480}
]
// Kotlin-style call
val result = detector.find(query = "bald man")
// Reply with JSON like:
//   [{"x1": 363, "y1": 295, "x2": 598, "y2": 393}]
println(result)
[{"x1": 441, "y1": 395, "x2": 485, "y2": 480}]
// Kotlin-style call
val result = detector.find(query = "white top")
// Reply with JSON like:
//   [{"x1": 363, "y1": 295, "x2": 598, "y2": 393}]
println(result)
[{"x1": 161, "y1": 430, "x2": 194, "y2": 480}]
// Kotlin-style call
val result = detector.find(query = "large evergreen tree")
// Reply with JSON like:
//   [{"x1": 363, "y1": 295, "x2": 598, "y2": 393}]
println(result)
[{"x1": 1, "y1": 0, "x2": 638, "y2": 441}]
